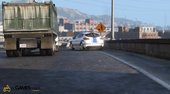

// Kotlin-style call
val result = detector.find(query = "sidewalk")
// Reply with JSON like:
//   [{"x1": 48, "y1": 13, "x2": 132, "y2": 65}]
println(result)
[{"x1": 101, "y1": 50, "x2": 170, "y2": 90}]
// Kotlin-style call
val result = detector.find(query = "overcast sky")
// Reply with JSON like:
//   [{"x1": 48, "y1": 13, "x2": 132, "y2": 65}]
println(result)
[{"x1": 1, "y1": 0, "x2": 170, "y2": 26}]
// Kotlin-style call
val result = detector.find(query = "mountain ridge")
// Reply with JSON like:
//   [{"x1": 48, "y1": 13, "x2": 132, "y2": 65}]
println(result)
[
  {"x1": 57, "y1": 7, "x2": 144, "y2": 27},
  {"x1": 0, "y1": 0, "x2": 144, "y2": 27}
]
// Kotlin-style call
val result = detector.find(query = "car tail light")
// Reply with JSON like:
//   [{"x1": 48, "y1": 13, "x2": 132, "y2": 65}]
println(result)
[
  {"x1": 83, "y1": 37, "x2": 89, "y2": 40},
  {"x1": 100, "y1": 37, "x2": 103, "y2": 40}
]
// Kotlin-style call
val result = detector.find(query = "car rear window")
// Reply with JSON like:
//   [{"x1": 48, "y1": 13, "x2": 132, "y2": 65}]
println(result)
[{"x1": 85, "y1": 33, "x2": 99, "y2": 37}]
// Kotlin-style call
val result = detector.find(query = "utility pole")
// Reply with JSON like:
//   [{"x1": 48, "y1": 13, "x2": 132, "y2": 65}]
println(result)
[
  {"x1": 111, "y1": 0, "x2": 114, "y2": 40},
  {"x1": 33, "y1": 0, "x2": 37, "y2": 3}
]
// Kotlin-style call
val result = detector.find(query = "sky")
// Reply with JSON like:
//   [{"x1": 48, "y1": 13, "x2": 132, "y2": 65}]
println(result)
[{"x1": 1, "y1": 0, "x2": 170, "y2": 26}]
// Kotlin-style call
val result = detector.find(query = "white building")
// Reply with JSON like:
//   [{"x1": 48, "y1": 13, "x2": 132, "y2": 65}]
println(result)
[
  {"x1": 142, "y1": 27, "x2": 154, "y2": 32},
  {"x1": 72, "y1": 19, "x2": 98, "y2": 32},
  {"x1": 73, "y1": 23, "x2": 98, "y2": 32},
  {"x1": 59, "y1": 26, "x2": 69, "y2": 32}
]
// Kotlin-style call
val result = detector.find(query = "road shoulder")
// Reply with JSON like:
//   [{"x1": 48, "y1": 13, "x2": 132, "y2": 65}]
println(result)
[{"x1": 100, "y1": 50, "x2": 170, "y2": 90}]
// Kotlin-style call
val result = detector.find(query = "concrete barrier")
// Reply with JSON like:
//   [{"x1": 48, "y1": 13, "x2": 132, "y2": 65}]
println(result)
[{"x1": 105, "y1": 39, "x2": 170, "y2": 59}]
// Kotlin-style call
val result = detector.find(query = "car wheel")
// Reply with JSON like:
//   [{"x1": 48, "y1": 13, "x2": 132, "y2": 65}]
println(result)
[
  {"x1": 85, "y1": 47, "x2": 89, "y2": 51},
  {"x1": 80, "y1": 43, "x2": 84, "y2": 51},
  {"x1": 99, "y1": 47, "x2": 104, "y2": 50},
  {"x1": 71, "y1": 44, "x2": 75, "y2": 50}
]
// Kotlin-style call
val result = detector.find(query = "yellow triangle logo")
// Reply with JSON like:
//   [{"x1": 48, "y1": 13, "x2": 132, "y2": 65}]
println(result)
[{"x1": 3, "y1": 85, "x2": 11, "y2": 92}]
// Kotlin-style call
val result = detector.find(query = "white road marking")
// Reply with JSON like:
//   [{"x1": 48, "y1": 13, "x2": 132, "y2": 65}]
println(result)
[{"x1": 100, "y1": 51, "x2": 170, "y2": 90}]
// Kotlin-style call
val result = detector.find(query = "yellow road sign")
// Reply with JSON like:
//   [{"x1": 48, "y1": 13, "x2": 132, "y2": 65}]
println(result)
[{"x1": 96, "y1": 23, "x2": 106, "y2": 33}]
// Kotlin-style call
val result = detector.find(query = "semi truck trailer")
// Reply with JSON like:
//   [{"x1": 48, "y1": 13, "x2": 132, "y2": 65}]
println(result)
[{"x1": 2, "y1": 1, "x2": 59, "y2": 57}]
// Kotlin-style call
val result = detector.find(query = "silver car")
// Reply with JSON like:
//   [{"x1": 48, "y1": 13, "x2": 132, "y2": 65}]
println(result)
[{"x1": 70, "y1": 31, "x2": 104, "y2": 50}]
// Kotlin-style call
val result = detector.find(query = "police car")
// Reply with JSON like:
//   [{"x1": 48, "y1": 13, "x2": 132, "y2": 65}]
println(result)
[{"x1": 70, "y1": 31, "x2": 104, "y2": 50}]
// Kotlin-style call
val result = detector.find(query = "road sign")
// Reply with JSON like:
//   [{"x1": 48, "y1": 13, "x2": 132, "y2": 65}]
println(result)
[{"x1": 96, "y1": 23, "x2": 106, "y2": 33}]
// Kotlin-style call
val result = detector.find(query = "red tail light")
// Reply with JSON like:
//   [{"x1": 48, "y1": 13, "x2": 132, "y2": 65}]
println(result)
[
  {"x1": 100, "y1": 37, "x2": 103, "y2": 40},
  {"x1": 83, "y1": 37, "x2": 89, "y2": 40}
]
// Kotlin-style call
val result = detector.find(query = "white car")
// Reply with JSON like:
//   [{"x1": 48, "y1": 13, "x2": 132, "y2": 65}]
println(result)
[
  {"x1": 70, "y1": 31, "x2": 104, "y2": 50},
  {"x1": 55, "y1": 37, "x2": 60, "y2": 51}
]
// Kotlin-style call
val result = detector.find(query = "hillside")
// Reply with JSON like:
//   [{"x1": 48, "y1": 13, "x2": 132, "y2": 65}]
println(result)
[{"x1": 57, "y1": 7, "x2": 144, "y2": 27}]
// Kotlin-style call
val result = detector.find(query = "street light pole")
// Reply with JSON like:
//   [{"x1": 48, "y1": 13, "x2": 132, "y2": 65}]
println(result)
[{"x1": 111, "y1": 0, "x2": 114, "y2": 40}]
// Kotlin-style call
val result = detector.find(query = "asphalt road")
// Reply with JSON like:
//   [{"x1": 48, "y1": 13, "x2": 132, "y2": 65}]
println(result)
[{"x1": 0, "y1": 48, "x2": 169, "y2": 94}]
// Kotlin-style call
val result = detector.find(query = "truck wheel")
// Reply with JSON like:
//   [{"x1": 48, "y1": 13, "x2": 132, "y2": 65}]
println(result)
[
  {"x1": 47, "y1": 49, "x2": 54, "y2": 56},
  {"x1": 6, "y1": 50, "x2": 14, "y2": 57},
  {"x1": 40, "y1": 49, "x2": 46, "y2": 56},
  {"x1": 40, "y1": 49, "x2": 53, "y2": 56},
  {"x1": 14, "y1": 50, "x2": 22, "y2": 57},
  {"x1": 22, "y1": 49, "x2": 31, "y2": 56},
  {"x1": 6, "y1": 50, "x2": 21, "y2": 57}
]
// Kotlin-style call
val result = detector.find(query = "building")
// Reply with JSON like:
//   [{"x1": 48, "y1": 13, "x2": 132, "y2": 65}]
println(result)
[
  {"x1": 58, "y1": 18, "x2": 73, "y2": 32},
  {"x1": 0, "y1": 25, "x2": 4, "y2": 42},
  {"x1": 58, "y1": 18, "x2": 99, "y2": 32},
  {"x1": 141, "y1": 26, "x2": 154, "y2": 32},
  {"x1": 85, "y1": 19, "x2": 94, "y2": 24},
  {"x1": 158, "y1": 30, "x2": 170, "y2": 39},
  {"x1": 115, "y1": 26, "x2": 159, "y2": 40},
  {"x1": 73, "y1": 19, "x2": 98, "y2": 32},
  {"x1": 59, "y1": 18, "x2": 69, "y2": 26},
  {"x1": 58, "y1": 18, "x2": 112, "y2": 37},
  {"x1": 59, "y1": 26, "x2": 68, "y2": 32},
  {"x1": 64, "y1": 23, "x2": 74, "y2": 32}
]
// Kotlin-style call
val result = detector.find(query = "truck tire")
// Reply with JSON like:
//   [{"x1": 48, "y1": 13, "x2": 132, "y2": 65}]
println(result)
[
  {"x1": 40, "y1": 49, "x2": 53, "y2": 56},
  {"x1": 6, "y1": 50, "x2": 21, "y2": 57},
  {"x1": 6, "y1": 50, "x2": 14, "y2": 57},
  {"x1": 22, "y1": 49, "x2": 31, "y2": 56},
  {"x1": 40, "y1": 49, "x2": 46, "y2": 56},
  {"x1": 14, "y1": 50, "x2": 22, "y2": 57},
  {"x1": 47, "y1": 49, "x2": 53, "y2": 56}
]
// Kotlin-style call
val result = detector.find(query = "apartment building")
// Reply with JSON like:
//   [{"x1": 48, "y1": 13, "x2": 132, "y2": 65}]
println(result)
[
  {"x1": 116, "y1": 26, "x2": 159, "y2": 40},
  {"x1": 73, "y1": 20, "x2": 98, "y2": 32},
  {"x1": 58, "y1": 18, "x2": 98, "y2": 32}
]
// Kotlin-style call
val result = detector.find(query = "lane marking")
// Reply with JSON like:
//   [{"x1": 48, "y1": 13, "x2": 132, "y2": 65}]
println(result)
[{"x1": 100, "y1": 51, "x2": 170, "y2": 90}]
